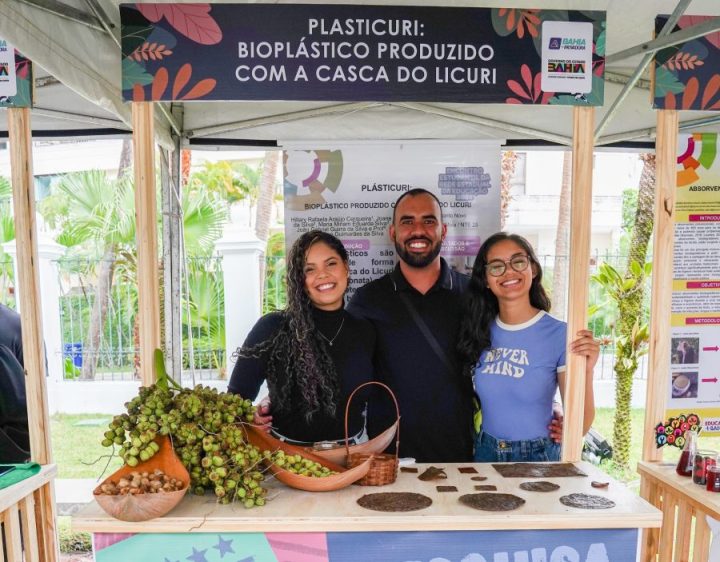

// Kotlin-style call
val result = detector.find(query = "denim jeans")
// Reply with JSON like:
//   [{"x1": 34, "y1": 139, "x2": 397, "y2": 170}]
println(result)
[{"x1": 474, "y1": 429, "x2": 561, "y2": 462}]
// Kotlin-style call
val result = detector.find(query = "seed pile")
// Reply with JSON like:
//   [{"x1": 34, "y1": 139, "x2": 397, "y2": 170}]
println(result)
[{"x1": 97, "y1": 469, "x2": 184, "y2": 495}]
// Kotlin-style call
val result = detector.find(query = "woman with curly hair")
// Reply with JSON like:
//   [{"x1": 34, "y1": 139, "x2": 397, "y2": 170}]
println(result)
[
  {"x1": 457, "y1": 232, "x2": 598, "y2": 462},
  {"x1": 228, "y1": 230, "x2": 375, "y2": 445}
]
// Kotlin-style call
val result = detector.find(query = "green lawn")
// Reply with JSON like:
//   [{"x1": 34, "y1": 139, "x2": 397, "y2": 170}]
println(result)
[
  {"x1": 50, "y1": 414, "x2": 122, "y2": 479},
  {"x1": 51, "y1": 409, "x2": 720, "y2": 483}
]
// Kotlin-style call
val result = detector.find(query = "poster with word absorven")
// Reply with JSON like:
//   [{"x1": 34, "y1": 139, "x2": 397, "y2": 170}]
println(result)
[
  {"x1": 282, "y1": 141, "x2": 500, "y2": 298},
  {"x1": 666, "y1": 133, "x2": 720, "y2": 432}
]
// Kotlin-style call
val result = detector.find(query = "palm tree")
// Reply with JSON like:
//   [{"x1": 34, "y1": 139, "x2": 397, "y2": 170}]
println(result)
[
  {"x1": 43, "y1": 170, "x2": 136, "y2": 379},
  {"x1": 41, "y1": 170, "x2": 227, "y2": 379}
]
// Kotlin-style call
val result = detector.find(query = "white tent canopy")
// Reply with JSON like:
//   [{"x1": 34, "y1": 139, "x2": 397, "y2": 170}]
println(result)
[{"x1": 1, "y1": 0, "x2": 720, "y2": 147}]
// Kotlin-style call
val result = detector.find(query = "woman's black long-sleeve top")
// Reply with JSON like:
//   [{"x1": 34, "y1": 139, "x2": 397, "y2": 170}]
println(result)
[{"x1": 228, "y1": 307, "x2": 375, "y2": 443}]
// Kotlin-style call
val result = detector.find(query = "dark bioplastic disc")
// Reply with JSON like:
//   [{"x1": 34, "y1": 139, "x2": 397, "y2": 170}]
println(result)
[
  {"x1": 560, "y1": 493, "x2": 616, "y2": 509},
  {"x1": 459, "y1": 493, "x2": 525, "y2": 511},
  {"x1": 492, "y1": 463, "x2": 587, "y2": 478},
  {"x1": 357, "y1": 492, "x2": 433, "y2": 512},
  {"x1": 519, "y1": 481, "x2": 560, "y2": 492}
]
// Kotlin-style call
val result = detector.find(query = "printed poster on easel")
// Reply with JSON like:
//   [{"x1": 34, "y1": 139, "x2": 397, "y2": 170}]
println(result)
[
  {"x1": 666, "y1": 132, "x2": 720, "y2": 432},
  {"x1": 282, "y1": 140, "x2": 501, "y2": 300}
]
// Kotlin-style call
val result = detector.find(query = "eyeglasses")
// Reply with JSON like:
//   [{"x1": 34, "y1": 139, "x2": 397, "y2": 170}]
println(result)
[{"x1": 485, "y1": 255, "x2": 531, "y2": 277}]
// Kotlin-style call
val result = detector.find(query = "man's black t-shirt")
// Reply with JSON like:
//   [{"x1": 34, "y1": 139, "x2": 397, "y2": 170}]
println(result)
[{"x1": 348, "y1": 258, "x2": 474, "y2": 462}]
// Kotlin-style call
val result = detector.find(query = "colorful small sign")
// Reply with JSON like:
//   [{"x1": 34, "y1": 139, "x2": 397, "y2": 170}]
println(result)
[
  {"x1": 541, "y1": 20, "x2": 594, "y2": 94},
  {"x1": 655, "y1": 413, "x2": 702, "y2": 448}
]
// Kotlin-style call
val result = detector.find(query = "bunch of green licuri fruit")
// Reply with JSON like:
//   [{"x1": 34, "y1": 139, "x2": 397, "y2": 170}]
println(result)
[
  {"x1": 102, "y1": 384, "x2": 173, "y2": 467},
  {"x1": 176, "y1": 422, "x2": 268, "y2": 507},
  {"x1": 266, "y1": 450, "x2": 338, "y2": 477},
  {"x1": 101, "y1": 384, "x2": 266, "y2": 507}
]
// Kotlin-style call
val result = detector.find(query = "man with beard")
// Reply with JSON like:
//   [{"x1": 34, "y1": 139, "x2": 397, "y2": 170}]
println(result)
[{"x1": 348, "y1": 188, "x2": 475, "y2": 462}]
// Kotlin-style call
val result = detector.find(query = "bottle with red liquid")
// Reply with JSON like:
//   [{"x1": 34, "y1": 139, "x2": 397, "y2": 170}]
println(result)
[{"x1": 676, "y1": 430, "x2": 697, "y2": 477}]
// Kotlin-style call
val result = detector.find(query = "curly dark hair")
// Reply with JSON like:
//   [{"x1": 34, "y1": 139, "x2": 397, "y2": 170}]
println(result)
[
  {"x1": 237, "y1": 230, "x2": 348, "y2": 421},
  {"x1": 457, "y1": 232, "x2": 551, "y2": 376}
]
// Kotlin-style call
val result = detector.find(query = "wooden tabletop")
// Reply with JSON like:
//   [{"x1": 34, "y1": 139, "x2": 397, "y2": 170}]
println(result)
[
  {"x1": 638, "y1": 460, "x2": 720, "y2": 519},
  {"x1": 73, "y1": 461, "x2": 661, "y2": 533}
]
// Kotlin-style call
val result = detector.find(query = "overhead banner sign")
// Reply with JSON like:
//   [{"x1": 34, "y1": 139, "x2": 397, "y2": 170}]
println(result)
[
  {"x1": 653, "y1": 15, "x2": 720, "y2": 110},
  {"x1": 282, "y1": 141, "x2": 500, "y2": 298},
  {"x1": 666, "y1": 132, "x2": 720, "y2": 432},
  {"x1": 0, "y1": 38, "x2": 32, "y2": 108},
  {"x1": 119, "y1": 4, "x2": 605, "y2": 105}
]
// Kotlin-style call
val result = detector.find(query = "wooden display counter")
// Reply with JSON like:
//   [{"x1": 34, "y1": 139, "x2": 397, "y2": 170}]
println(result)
[
  {"x1": 638, "y1": 460, "x2": 719, "y2": 562},
  {"x1": 74, "y1": 461, "x2": 660, "y2": 562}
]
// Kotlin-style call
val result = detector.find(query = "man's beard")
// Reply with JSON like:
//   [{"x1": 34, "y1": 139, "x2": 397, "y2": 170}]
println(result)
[{"x1": 394, "y1": 237, "x2": 442, "y2": 268}]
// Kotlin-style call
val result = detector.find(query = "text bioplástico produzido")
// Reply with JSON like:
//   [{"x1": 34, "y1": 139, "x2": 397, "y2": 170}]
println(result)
[{"x1": 235, "y1": 17, "x2": 498, "y2": 85}]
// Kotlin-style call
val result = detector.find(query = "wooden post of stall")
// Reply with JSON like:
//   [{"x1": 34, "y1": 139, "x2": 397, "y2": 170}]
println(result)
[
  {"x1": 132, "y1": 102, "x2": 161, "y2": 386},
  {"x1": 8, "y1": 107, "x2": 59, "y2": 562},
  {"x1": 642, "y1": 110, "x2": 677, "y2": 463},
  {"x1": 639, "y1": 109, "x2": 678, "y2": 562},
  {"x1": 561, "y1": 106, "x2": 595, "y2": 462}
]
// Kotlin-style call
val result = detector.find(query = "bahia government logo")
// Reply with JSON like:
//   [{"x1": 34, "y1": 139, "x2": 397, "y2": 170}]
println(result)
[
  {"x1": 0, "y1": 63, "x2": 9, "y2": 77},
  {"x1": 548, "y1": 37, "x2": 562, "y2": 50}
]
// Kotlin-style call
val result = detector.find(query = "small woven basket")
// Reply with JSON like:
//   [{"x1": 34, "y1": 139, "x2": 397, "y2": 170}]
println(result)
[{"x1": 345, "y1": 381, "x2": 400, "y2": 486}]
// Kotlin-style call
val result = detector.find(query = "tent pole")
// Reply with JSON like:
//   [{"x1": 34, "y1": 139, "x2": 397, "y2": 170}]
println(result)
[
  {"x1": 562, "y1": 106, "x2": 595, "y2": 462},
  {"x1": 642, "y1": 110, "x2": 678, "y2": 463},
  {"x1": 132, "y1": 102, "x2": 161, "y2": 385},
  {"x1": 8, "y1": 106, "x2": 59, "y2": 562},
  {"x1": 160, "y1": 134, "x2": 183, "y2": 380}
]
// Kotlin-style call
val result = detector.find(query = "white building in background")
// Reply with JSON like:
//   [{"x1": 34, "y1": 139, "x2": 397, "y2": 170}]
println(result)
[{"x1": 505, "y1": 151, "x2": 646, "y2": 257}]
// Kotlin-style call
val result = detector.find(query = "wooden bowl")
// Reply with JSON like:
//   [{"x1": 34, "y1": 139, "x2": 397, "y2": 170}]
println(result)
[
  {"x1": 245, "y1": 425, "x2": 372, "y2": 492},
  {"x1": 93, "y1": 435, "x2": 189, "y2": 522},
  {"x1": 305, "y1": 420, "x2": 399, "y2": 466}
]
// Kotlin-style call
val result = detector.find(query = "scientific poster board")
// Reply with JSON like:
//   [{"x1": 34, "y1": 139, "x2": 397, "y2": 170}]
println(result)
[
  {"x1": 666, "y1": 132, "x2": 720, "y2": 432},
  {"x1": 282, "y1": 141, "x2": 501, "y2": 297}
]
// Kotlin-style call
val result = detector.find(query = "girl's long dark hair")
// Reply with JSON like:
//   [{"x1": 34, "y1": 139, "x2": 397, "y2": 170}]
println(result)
[
  {"x1": 457, "y1": 232, "x2": 551, "y2": 376},
  {"x1": 237, "y1": 230, "x2": 348, "y2": 421}
]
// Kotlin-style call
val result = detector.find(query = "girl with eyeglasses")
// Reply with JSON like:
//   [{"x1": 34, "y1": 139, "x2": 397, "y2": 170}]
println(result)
[{"x1": 457, "y1": 232, "x2": 598, "y2": 462}]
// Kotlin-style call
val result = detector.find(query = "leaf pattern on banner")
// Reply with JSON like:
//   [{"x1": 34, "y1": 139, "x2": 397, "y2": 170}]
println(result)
[
  {"x1": 496, "y1": 8, "x2": 541, "y2": 39},
  {"x1": 663, "y1": 52, "x2": 704, "y2": 71},
  {"x1": 663, "y1": 76, "x2": 720, "y2": 110},
  {"x1": 136, "y1": 3, "x2": 222, "y2": 45},
  {"x1": 139, "y1": 64, "x2": 217, "y2": 100},
  {"x1": 121, "y1": 24, "x2": 155, "y2": 59},
  {"x1": 122, "y1": 58, "x2": 154, "y2": 91},
  {"x1": 132, "y1": 83, "x2": 145, "y2": 102},
  {"x1": 654, "y1": 66, "x2": 686, "y2": 97},
  {"x1": 678, "y1": 16, "x2": 720, "y2": 50},
  {"x1": 131, "y1": 42, "x2": 173, "y2": 62},
  {"x1": 594, "y1": 24, "x2": 606, "y2": 58},
  {"x1": 505, "y1": 64, "x2": 553, "y2": 104},
  {"x1": 15, "y1": 59, "x2": 30, "y2": 80}
]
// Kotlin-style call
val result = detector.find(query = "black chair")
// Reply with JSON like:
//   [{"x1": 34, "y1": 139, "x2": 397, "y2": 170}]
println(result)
[{"x1": 0, "y1": 344, "x2": 30, "y2": 463}]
